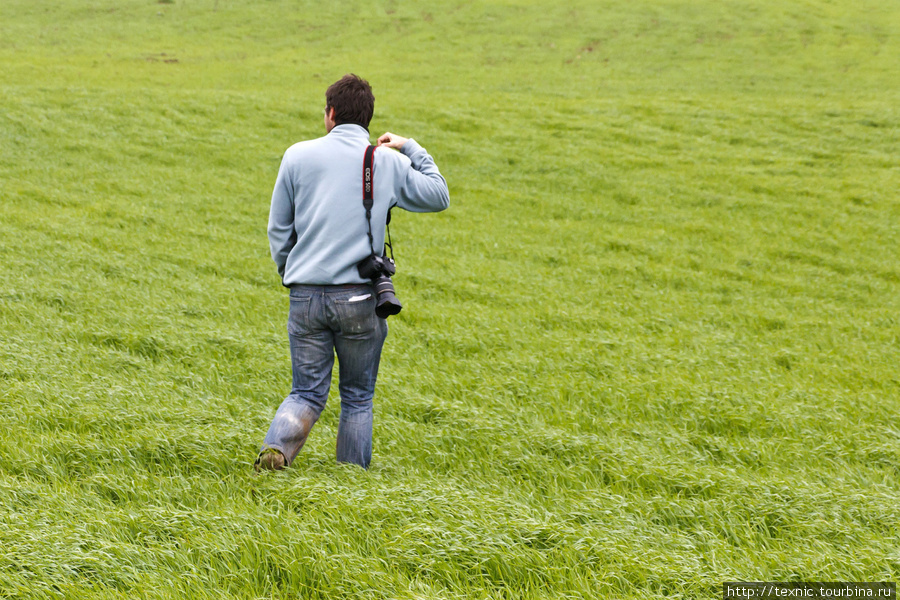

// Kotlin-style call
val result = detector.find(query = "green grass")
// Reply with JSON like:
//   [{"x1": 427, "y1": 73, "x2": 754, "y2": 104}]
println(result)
[{"x1": 1, "y1": 0, "x2": 899, "y2": 598}]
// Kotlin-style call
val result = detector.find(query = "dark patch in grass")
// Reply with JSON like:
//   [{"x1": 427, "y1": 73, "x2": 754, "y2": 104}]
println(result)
[
  {"x1": 517, "y1": 525, "x2": 560, "y2": 550},
  {"x1": 207, "y1": 336, "x2": 248, "y2": 359},
  {"x1": 90, "y1": 333, "x2": 172, "y2": 361},
  {"x1": 612, "y1": 190, "x2": 639, "y2": 205},
  {"x1": 877, "y1": 270, "x2": 899, "y2": 283},
  {"x1": 40, "y1": 295, "x2": 68, "y2": 311},
  {"x1": 101, "y1": 265, "x2": 124, "y2": 279},
  {"x1": 863, "y1": 446, "x2": 900, "y2": 470},
  {"x1": 145, "y1": 52, "x2": 178, "y2": 63},
  {"x1": 400, "y1": 403, "x2": 451, "y2": 425},
  {"x1": 95, "y1": 482, "x2": 132, "y2": 505},
  {"x1": 606, "y1": 240, "x2": 635, "y2": 253},
  {"x1": 431, "y1": 112, "x2": 479, "y2": 135},
  {"x1": 24, "y1": 188, "x2": 75, "y2": 207},
  {"x1": 540, "y1": 255, "x2": 568, "y2": 268},
  {"x1": 688, "y1": 194, "x2": 723, "y2": 208},
  {"x1": 761, "y1": 316, "x2": 787, "y2": 331},
  {"x1": 774, "y1": 354, "x2": 792, "y2": 370},
  {"x1": 130, "y1": 337, "x2": 166, "y2": 361},
  {"x1": 695, "y1": 413, "x2": 754, "y2": 437},
  {"x1": 180, "y1": 305, "x2": 205, "y2": 318},
  {"x1": 772, "y1": 250, "x2": 852, "y2": 276},
  {"x1": 0, "y1": 369, "x2": 28, "y2": 381}
]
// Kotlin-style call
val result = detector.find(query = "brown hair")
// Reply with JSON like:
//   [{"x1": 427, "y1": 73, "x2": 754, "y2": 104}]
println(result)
[{"x1": 325, "y1": 74, "x2": 375, "y2": 129}]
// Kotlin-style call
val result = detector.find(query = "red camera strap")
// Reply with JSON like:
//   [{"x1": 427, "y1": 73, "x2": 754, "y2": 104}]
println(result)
[
  {"x1": 362, "y1": 145, "x2": 375, "y2": 209},
  {"x1": 361, "y1": 145, "x2": 395, "y2": 261},
  {"x1": 362, "y1": 145, "x2": 376, "y2": 253}
]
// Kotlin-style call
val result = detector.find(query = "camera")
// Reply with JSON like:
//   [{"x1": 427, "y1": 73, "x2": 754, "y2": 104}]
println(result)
[{"x1": 357, "y1": 253, "x2": 402, "y2": 318}]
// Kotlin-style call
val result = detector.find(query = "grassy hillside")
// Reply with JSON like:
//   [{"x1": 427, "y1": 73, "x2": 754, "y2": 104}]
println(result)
[{"x1": 1, "y1": 0, "x2": 899, "y2": 598}]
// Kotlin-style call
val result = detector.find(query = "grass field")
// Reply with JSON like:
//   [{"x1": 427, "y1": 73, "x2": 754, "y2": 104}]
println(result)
[{"x1": 1, "y1": 0, "x2": 899, "y2": 598}]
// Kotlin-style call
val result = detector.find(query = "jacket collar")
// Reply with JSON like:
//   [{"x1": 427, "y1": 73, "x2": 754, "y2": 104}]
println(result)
[{"x1": 330, "y1": 124, "x2": 370, "y2": 137}]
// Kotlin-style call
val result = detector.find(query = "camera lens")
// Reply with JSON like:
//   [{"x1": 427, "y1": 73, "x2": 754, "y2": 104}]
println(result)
[{"x1": 373, "y1": 275, "x2": 402, "y2": 318}]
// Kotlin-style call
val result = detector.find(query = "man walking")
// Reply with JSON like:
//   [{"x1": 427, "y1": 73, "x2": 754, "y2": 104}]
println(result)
[{"x1": 256, "y1": 74, "x2": 449, "y2": 471}]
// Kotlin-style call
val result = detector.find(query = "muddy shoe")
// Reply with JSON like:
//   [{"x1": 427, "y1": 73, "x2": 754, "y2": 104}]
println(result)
[{"x1": 254, "y1": 448, "x2": 286, "y2": 472}]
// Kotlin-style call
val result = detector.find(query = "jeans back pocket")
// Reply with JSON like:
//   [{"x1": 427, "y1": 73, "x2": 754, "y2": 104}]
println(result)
[
  {"x1": 287, "y1": 296, "x2": 311, "y2": 335},
  {"x1": 333, "y1": 293, "x2": 377, "y2": 335}
]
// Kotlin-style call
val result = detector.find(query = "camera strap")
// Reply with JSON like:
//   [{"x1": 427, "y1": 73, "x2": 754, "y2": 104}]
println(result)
[
  {"x1": 362, "y1": 145, "x2": 394, "y2": 261},
  {"x1": 362, "y1": 145, "x2": 376, "y2": 255}
]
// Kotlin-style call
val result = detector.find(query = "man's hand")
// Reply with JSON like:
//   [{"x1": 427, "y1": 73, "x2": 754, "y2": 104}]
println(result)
[{"x1": 376, "y1": 132, "x2": 409, "y2": 150}]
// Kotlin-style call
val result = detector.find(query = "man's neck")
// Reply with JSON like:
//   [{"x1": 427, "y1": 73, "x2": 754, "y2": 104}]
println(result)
[{"x1": 334, "y1": 122, "x2": 369, "y2": 132}]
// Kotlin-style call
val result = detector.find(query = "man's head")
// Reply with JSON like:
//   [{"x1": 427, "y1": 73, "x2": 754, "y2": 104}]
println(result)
[{"x1": 325, "y1": 74, "x2": 374, "y2": 132}]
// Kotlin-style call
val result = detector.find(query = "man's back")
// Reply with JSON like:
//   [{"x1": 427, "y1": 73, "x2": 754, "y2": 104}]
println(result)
[{"x1": 268, "y1": 124, "x2": 448, "y2": 286}]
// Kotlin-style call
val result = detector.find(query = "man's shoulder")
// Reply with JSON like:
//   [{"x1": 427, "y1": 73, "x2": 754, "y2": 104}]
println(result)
[
  {"x1": 283, "y1": 135, "x2": 328, "y2": 158},
  {"x1": 374, "y1": 145, "x2": 412, "y2": 170}
]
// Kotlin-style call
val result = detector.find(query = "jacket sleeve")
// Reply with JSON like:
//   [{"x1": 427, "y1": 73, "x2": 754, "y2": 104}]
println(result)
[
  {"x1": 267, "y1": 155, "x2": 297, "y2": 278},
  {"x1": 394, "y1": 140, "x2": 450, "y2": 213}
]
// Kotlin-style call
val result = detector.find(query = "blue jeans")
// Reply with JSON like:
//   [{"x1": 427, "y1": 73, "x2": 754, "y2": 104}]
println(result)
[{"x1": 261, "y1": 284, "x2": 388, "y2": 469}]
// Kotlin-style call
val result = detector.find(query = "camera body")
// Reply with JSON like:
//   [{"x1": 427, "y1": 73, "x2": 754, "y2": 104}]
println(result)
[
  {"x1": 357, "y1": 253, "x2": 402, "y2": 318},
  {"x1": 357, "y1": 253, "x2": 396, "y2": 279}
]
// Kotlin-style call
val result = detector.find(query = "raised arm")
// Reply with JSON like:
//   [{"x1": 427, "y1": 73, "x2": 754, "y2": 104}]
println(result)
[{"x1": 377, "y1": 132, "x2": 449, "y2": 213}]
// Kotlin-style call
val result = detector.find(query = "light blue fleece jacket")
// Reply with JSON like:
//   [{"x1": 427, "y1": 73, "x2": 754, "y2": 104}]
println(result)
[{"x1": 267, "y1": 124, "x2": 449, "y2": 285}]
